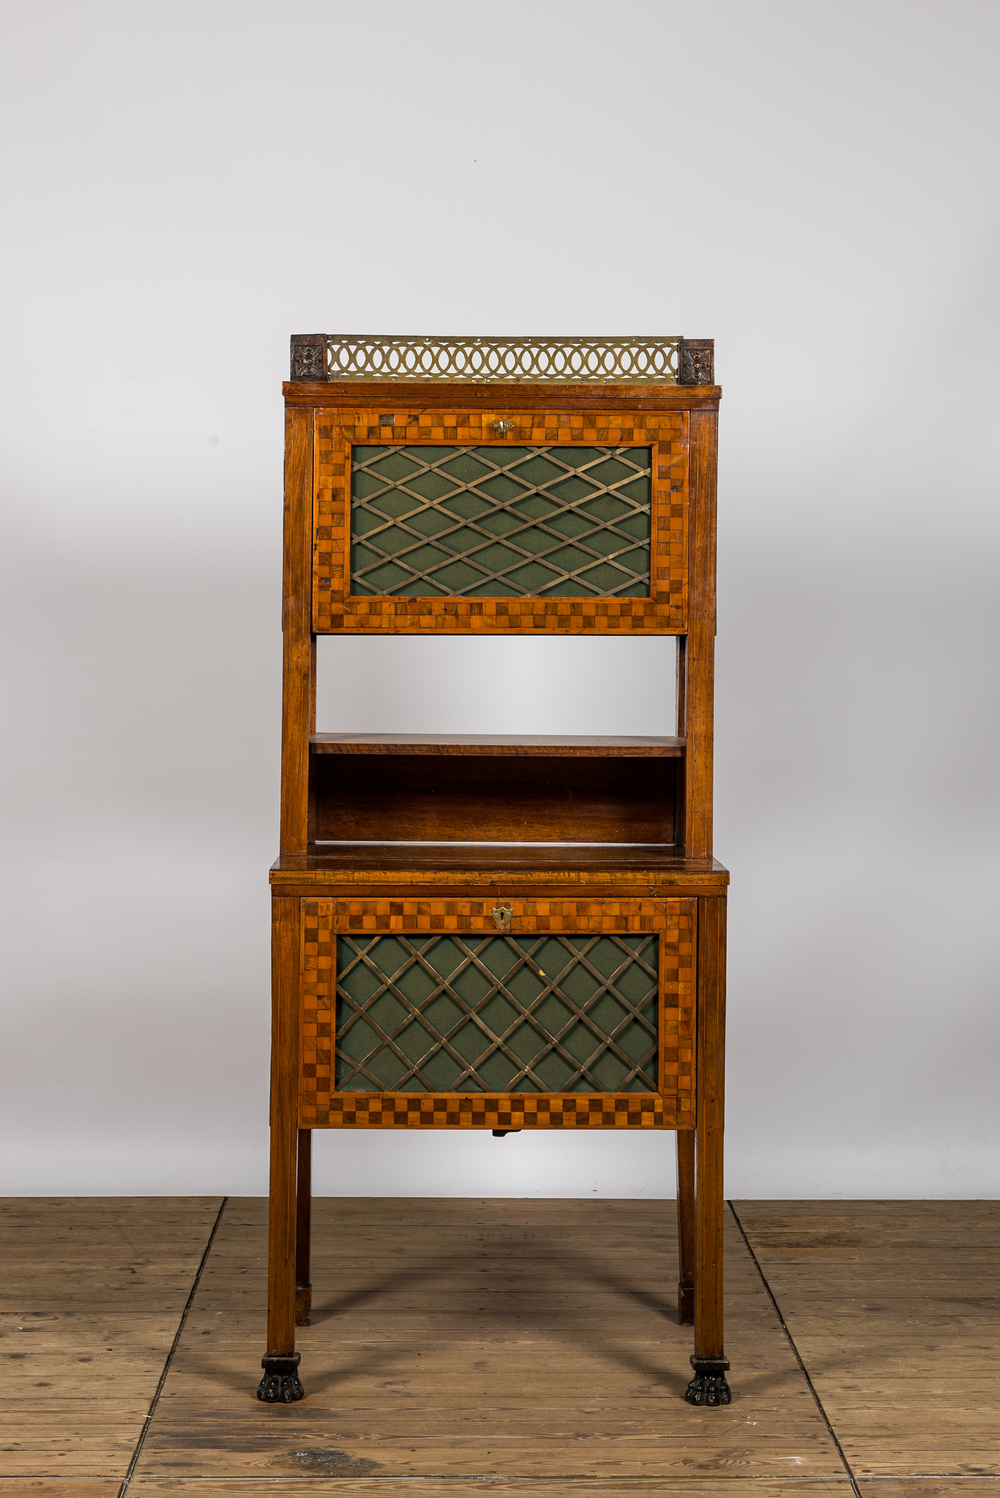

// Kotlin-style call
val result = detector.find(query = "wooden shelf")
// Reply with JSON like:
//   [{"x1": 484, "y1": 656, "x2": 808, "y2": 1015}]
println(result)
[
  {"x1": 310, "y1": 734, "x2": 684, "y2": 757},
  {"x1": 274, "y1": 845, "x2": 728, "y2": 881}
]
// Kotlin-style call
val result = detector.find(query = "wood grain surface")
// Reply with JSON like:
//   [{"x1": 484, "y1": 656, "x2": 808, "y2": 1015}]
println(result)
[
  {"x1": 128, "y1": 1484, "x2": 855, "y2": 1497},
  {"x1": 285, "y1": 379, "x2": 722, "y2": 411},
  {"x1": 310, "y1": 749, "x2": 680, "y2": 844},
  {"x1": 266, "y1": 900, "x2": 300, "y2": 1357},
  {"x1": 270, "y1": 848, "x2": 730, "y2": 882},
  {"x1": 681, "y1": 405, "x2": 718, "y2": 858},
  {"x1": 133, "y1": 1197, "x2": 838, "y2": 1481},
  {"x1": 0, "y1": 1198, "x2": 221, "y2": 1479},
  {"x1": 0, "y1": 1484, "x2": 123, "y2": 1495},
  {"x1": 730, "y1": 1200, "x2": 1000, "y2": 1479},
  {"x1": 694, "y1": 896, "x2": 727, "y2": 1359},
  {"x1": 310, "y1": 733, "x2": 686, "y2": 755},
  {"x1": 279, "y1": 406, "x2": 314, "y2": 857},
  {"x1": 4, "y1": 1198, "x2": 996, "y2": 1488},
  {"x1": 855, "y1": 1487, "x2": 1000, "y2": 1498}
]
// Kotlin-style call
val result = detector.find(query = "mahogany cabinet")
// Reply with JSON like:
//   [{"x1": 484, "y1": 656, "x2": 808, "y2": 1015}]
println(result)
[{"x1": 260, "y1": 335, "x2": 730, "y2": 1407}]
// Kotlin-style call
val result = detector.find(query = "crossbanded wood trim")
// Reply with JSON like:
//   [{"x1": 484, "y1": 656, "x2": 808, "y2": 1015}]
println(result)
[
  {"x1": 333, "y1": 896, "x2": 681, "y2": 933},
  {"x1": 312, "y1": 407, "x2": 688, "y2": 635},
  {"x1": 308, "y1": 1093, "x2": 682, "y2": 1129}
]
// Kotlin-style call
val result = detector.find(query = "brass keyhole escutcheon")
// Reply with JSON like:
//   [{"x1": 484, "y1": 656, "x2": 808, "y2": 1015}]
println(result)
[
  {"x1": 490, "y1": 418, "x2": 515, "y2": 436},
  {"x1": 492, "y1": 903, "x2": 513, "y2": 930}
]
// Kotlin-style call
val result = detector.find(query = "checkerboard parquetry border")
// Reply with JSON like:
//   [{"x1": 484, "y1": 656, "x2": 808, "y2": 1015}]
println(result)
[
  {"x1": 299, "y1": 898, "x2": 696, "y2": 1128},
  {"x1": 312, "y1": 407, "x2": 688, "y2": 634},
  {"x1": 336, "y1": 898, "x2": 672, "y2": 934}
]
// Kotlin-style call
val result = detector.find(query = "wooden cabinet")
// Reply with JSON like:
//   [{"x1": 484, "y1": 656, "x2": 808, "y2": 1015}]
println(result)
[{"x1": 260, "y1": 335, "x2": 730, "y2": 1407}]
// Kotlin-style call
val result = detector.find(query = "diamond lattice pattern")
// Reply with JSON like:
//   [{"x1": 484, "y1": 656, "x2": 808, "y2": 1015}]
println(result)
[
  {"x1": 350, "y1": 446, "x2": 651, "y2": 598},
  {"x1": 336, "y1": 933, "x2": 659, "y2": 1094}
]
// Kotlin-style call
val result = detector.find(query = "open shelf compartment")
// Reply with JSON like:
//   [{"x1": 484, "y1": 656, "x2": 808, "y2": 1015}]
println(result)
[{"x1": 308, "y1": 733, "x2": 684, "y2": 848}]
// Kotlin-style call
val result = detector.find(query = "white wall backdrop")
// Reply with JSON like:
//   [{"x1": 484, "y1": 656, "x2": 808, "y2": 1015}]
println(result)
[{"x1": 1, "y1": 0, "x2": 997, "y2": 1197}]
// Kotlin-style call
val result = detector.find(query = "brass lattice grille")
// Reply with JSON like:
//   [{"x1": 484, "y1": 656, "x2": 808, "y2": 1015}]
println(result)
[
  {"x1": 314, "y1": 335, "x2": 681, "y2": 383},
  {"x1": 335, "y1": 933, "x2": 659, "y2": 1094},
  {"x1": 350, "y1": 445, "x2": 651, "y2": 598}
]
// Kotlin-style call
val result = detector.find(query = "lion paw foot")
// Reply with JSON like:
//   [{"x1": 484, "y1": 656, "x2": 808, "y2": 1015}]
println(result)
[
  {"x1": 257, "y1": 1354, "x2": 304, "y2": 1403},
  {"x1": 685, "y1": 1356, "x2": 731, "y2": 1406}
]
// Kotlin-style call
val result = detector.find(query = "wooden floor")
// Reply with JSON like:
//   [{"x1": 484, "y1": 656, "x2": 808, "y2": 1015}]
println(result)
[{"x1": 1, "y1": 1198, "x2": 997, "y2": 1497}]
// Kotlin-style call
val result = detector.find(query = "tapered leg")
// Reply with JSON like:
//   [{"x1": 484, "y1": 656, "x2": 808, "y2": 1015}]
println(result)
[
  {"x1": 687, "y1": 894, "x2": 731, "y2": 1406},
  {"x1": 259, "y1": 894, "x2": 305, "y2": 1402},
  {"x1": 675, "y1": 1130, "x2": 696, "y2": 1325},
  {"x1": 295, "y1": 1129, "x2": 312, "y2": 1325}
]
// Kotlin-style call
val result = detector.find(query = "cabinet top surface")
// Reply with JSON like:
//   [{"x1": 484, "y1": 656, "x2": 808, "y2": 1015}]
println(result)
[
  {"x1": 271, "y1": 845, "x2": 729, "y2": 885},
  {"x1": 285, "y1": 380, "x2": 720, "y2": 410},
  {"x1": 310, "y1": 734, "x2": 685, "y2": 757}
]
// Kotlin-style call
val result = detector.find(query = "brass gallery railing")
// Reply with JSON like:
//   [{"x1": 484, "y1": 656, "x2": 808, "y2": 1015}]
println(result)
[{"x1": 289, "y1": 334, "x2": 715, "y2": 385}]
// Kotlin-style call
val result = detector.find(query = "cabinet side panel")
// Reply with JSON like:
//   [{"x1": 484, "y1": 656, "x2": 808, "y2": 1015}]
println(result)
[
  {"x1": 280, "y1": 408, "x2": 314, "y2": 855},
  {"x1": 683, "y1": 409, "x2": 718, "y2": 857}
]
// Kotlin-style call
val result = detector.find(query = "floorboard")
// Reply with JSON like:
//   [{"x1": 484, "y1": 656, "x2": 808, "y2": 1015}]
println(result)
[
  {"x1": 136, "y1": 1197, "x2": 841, "y2": 1481},
  {"x1": 0, "y1": 1484, "x2": 124, "y2": 1495},
  {"x1": 0, "y1": 1197, "x2": 222, "y2": 1480},
  {"x1": 128, "y1": 1482, "x2": 857, "y2": 1496},
  {"x1": 733, "y1": 1201, "x2": 1000, "y2": 1481},
  {"x1": 2, "y1": 1198, "x2": 997, "y2": 1489},
  {"x1": 856, "y1": 1487, "x2": 1000, "y2": 1496}
]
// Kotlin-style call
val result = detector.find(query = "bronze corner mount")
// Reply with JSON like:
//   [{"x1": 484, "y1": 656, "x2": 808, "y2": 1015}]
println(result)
[{"x1": 677, "y1": 339, "x2": 714, "y2": 386}]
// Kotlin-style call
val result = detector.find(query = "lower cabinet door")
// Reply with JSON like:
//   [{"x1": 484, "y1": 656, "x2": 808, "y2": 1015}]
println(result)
[{"x1": 299, "y1": 895, "x2": 695, "y2": 1130}]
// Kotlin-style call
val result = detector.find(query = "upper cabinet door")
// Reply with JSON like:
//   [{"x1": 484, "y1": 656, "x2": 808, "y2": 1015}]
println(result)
[{"x1": 313, "y1": 404, "x2": 689, "y2": 635}]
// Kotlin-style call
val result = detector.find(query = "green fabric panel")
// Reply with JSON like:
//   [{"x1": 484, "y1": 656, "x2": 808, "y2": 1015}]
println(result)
[
  {"x1": 335, "y1": 933, "x2": 658, "y2": 1094},
  {"x1": 350, "y1": 445, "x2": 651, "y2": 599}
]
